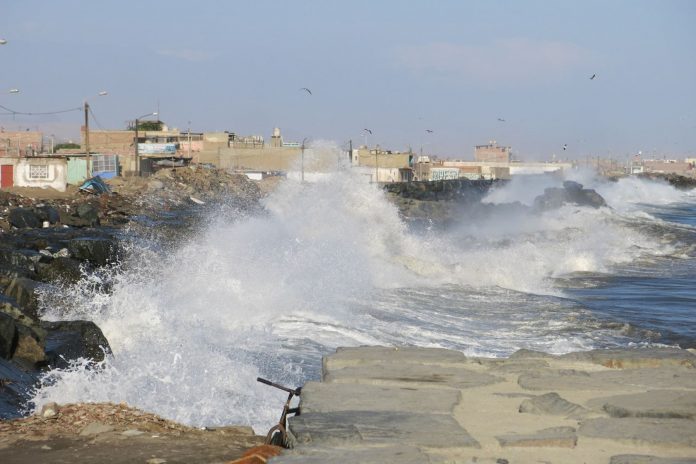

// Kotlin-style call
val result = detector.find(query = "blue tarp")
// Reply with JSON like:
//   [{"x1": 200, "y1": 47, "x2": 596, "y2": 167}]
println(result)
[{"x1": 79, "y1": 175, "x2": 111, "y2": 195}]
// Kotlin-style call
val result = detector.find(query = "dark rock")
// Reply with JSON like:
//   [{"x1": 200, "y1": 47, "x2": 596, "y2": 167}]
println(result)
[
  {"x1": 3, "y1": 277, "x2": 42, "y2": 319},
  {"x1": 68, "y1": 237, "x2": 118, "y2": 266},
  {"x1": 76, "y1": 203, "x2": 100, "y2": 227},
  {"x1": 36, "y1": 257, "x2": 84, "y2": 283},
  {"x1": 12, "y1": 325, "x2": 45, "y2": 365},
  {"x1": 0, "y1": 247, "x2": 41, "y2": 273},
  {"x1": 8, "y1": 208, "x2": 41, "y2": 229},
  {"x1": 58, "y1": 209, "x2": 93, "y2": 227},
  {"x1": 0, "y1": 312, "x2": 17, "y2": 359},
  {"x1": 35, "y1": 205, "x2": 60, "y2": 224},
  {"x1": 533, "y1": 182, "x2": 607, "y2": 210},
  {"x1": 41, "y1": 320, "x2": 111, "y2": 367}
]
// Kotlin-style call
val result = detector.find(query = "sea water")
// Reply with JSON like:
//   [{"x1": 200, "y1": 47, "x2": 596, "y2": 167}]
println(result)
[{"x1": 32, "y1": 146, "x2": 696, "y2": 432}]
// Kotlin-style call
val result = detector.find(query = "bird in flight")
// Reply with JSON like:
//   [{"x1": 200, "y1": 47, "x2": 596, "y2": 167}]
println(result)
[
  {"x1": 497, "y1": 118, "x2": 506, "y2": 122},
  {"x1": 425, "y1": 129, "x2": 433, "y2": 133},
  {"x1": 363, "y1": 128, "x2": 373, "y2": 135},
  {"x1": 590, "y1": 74, "x2": 596, "y2": 80},
  {"x1": 563, "y1": 144, "x2": 568, "y2": 151},
  {"x1": 300, "y1": 87, "x2": 312, "y2": 95}
]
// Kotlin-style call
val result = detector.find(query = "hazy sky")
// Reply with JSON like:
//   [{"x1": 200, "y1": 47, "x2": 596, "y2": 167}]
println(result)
[{"x1": 1, "y1": 0, "x2": 695, "y2": 160}]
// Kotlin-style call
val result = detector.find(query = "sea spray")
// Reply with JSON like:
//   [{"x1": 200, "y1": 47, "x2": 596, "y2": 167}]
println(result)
[{"x1": 32, "y1": 146, "x2": 694, "y2": 430}]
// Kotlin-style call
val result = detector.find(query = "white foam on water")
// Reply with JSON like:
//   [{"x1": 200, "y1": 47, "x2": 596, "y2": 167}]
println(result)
[{"x1": 32, "y1": 145, "x2": 693, "y2": 430}]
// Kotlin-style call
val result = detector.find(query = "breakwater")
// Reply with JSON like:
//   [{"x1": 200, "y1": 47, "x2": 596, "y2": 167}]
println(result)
[{"x1": 276, "y1": 346, "x2": 696, "y2": 464}]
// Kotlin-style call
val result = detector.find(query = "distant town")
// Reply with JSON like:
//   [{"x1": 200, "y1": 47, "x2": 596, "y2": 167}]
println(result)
[{"x1": 0, "y1": 123, "x2": 694, "y2": 192}]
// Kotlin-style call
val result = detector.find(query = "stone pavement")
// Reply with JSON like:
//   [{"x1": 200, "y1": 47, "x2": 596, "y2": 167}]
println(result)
[{"x1": 271, "y1": 346, "x2": 696, "y2": 464}]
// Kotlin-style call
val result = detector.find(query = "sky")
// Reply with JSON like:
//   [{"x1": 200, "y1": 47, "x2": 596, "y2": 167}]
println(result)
[{"x1": 1, "y1": 0, "x2": 695, "y2": 160}]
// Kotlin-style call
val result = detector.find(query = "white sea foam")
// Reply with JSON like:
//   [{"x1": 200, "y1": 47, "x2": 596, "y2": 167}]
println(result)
[{"x1": 32, "y1": 145, "x2": 692, "y2": 430}]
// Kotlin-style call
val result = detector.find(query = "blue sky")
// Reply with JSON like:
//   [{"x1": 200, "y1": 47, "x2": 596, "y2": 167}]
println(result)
[{"x1": 1, "y1": 0, "x2": 694, "y2": 160}]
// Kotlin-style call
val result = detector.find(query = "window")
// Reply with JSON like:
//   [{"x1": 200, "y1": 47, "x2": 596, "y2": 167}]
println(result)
[{"x1": 29, "y1": 165, "x2": 49, "y2": 179}]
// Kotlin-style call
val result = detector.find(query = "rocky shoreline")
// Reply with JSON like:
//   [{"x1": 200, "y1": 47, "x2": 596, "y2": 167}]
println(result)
[{"x1": 0, "y1": 167, "x2": 265, "y2": 421}]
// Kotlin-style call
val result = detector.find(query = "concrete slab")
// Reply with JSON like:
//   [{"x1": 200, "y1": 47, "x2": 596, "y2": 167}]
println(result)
[
  {"x1": 300, "y1": 381, "x2": 461, "y2": 414},
  {"x1": 579, "y1": 418, "x2": 696, "y2": 447},
  {"x1": 496, "y1": 426, "x2": 577, "y2": 448},
  {"x1": 518, "y1": 367, "x2": 696, "y2": 391},
  {"x1": 561, "y1": 348, "x2": 696, "y2": 369},
  {"x1": 518, "y1": 392, "x2": 587, "y2": 418},
  {"x1": 325, "y1": 363, "x2": 502, "y2": 389},
  {"x1": 587, "y1": 390, "x2": 696, "y2": 419},
  {"x1": 269, "y1": 445, "x2": 434, "y2": 464},
  {"x1": 288, "y1": 411, "x2": 480, "y2": 448},
  {"x1": 324, "y1": 346, "x2": 468, "y2": 374},
  {"x1": 610, "y1": 455, "x2": 696, "y2": 464}
]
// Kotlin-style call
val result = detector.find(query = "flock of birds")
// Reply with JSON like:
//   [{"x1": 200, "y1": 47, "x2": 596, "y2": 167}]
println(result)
[{"x1": 298, "y1": 73, "x2": 597, "y2": 151}]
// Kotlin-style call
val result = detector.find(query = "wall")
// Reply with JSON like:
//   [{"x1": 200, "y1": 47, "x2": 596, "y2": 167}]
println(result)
[
  {"x1": 0, "y1": 131, "x2": 43, "y2": 157},
  {"x1": 12, "y1": 157, "x2": 67, "y2": 191}
]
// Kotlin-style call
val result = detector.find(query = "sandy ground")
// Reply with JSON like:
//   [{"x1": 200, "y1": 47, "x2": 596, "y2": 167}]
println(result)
[{"x1": 0, "y1": 402, "x2": 265, "y2": 464}]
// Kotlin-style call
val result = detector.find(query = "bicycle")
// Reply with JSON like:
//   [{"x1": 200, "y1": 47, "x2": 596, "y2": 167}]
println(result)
[{"x1": 256, "y1": 377, "x2": 302, "y2": 448}]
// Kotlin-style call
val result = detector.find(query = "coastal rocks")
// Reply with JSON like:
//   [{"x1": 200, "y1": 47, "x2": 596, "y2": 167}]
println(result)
[
  {"x1": 533, "y1": 180, "x2": 607, "y2": 210},
  {"x1": 41, "y1": 320, "x2": 111, "y2": 368},
  {"x1": 560, "y1": 346, "x2": 696, "y2": 368},
  {"x1": 8, "y1": 208, "x2": 42, "y2": 229},
  {"x1": 67, "y1": 237, "x2": 118, "y2": 266}
]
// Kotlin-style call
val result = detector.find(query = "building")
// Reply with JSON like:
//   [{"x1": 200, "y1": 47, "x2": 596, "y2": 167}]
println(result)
[
  {"x1": 0, "y1": 130, "x2": 43, "y2": 157},
  {"x1": 0, "y1": 155, "x2": 68, "y2": 191},
  {"x1": 474, "y1": 141, "x2": 511, "y2": 163},
  {"x1": 350, "y1": 146, "x2": 413, "y2": 183},
  {"x1": 642, "y1": 159, "x2": 694, "y2": 177}
]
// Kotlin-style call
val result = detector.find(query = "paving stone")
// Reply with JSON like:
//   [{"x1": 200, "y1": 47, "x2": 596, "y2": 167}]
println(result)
[
  {"x1": 610, "y1": 455, "x2": 696, "y2": 464},
  {"x1": 325, "y1": 362, "x2": 502, "y2": 389},
  {"x1": 588, "y1": 390, "x2": 696, "y2": 419},
  {"x1": 518, "y1": 392, "x2": 587, "y2": 418},
  {"x1": 561, "y1": 348, "x2": 696, "y2": 369},
  {"x1": 518, "y1": 367, "x2": 696, "y2": 391},
  {"x1": 288, "y1": 410, "x2": 480, "y2": 448},
  {"x1": 269, "y1": 445, "x2": 434, "y2": 464},
  {"x1": 579, "y1": 418, "x2": 696, "y2": 447},
  {"x1": 496, "y1": 426, "x2": 577, "y2": 448},
  {"x1": 300, "y1": 381, "x2": 461, "y2": 414},
  {"x1": 324, "y1": 346, "x2": 468, "y2": 374}
]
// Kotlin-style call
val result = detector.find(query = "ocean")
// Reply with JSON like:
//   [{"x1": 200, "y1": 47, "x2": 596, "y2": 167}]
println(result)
[{"x1": 31, "y1": 153, "x2": 696, "y2": 433}]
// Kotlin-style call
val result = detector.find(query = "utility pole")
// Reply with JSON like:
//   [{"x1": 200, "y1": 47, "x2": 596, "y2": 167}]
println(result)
[
  {"x1": 187, "y1": 121, "x2": 191, "y2": 160},
  {"x1": 84, "y1": 102, "x2": 91, "y2": 179},
  {"x1": 348, "y1": 139, "x2": 352, "y2": 164},
  {"x1": 134, "y1": 119, "x2": 140, "y2": 177},
  {"x1": 301, "y1": 137, "x2": 307, "y2": 182},
  {"x1": 374, "y1": 148, "x2": 378, "y2": 184}
]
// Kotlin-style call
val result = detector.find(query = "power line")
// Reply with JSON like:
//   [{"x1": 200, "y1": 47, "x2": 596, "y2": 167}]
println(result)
[{"x1": 0, "y1": 104, "x2": 82, "y2": 116}]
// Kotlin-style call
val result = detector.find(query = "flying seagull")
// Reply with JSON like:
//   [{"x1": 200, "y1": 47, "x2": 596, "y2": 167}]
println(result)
[
  {"x1": 363, "y1": 128, "x2": 372, "y2": 135},
  {"x1": 590, "y1": 74, "x2": 596, "y2": 80},
  {"x1": 425, "y1": 129, "x2": 433, "y2": 133},
  {"x1": 563, "y1": 144, "x2": 568, "y2": 151},
  {"x1": 497, "y1": 118, "x2": 506, "y2": 122},
  {"x1": 300, "y1": 87, "x2": 312, "y2": 95}
]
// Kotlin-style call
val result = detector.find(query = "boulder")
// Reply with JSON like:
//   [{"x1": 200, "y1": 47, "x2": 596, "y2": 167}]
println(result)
[
  {"x1": 8, "y1": 208, "x2": 41, "y2": 229},
  {"x1": 533, "y1": 181, "x2": 608, "y2": 210},
  {"x1": 41, "y1": 320, "x2": 111, "y2": 367},
  {"x1": 3, "y1": 277, "x2": 42, "y2": 319},
  {"x1": 67, "y1": 237, "x2": 117, "y2": 266},
  {"x1": 34, "y1": 205, "x2": 60, "y2": 224},
  {"x1": 0, "y1": 312, "x2": 17, "y2": 359},
  {"x1": 36, "y1": 257, "x2": 83, "y2": 283},
  {"x1": 76, "y1": 202, "x2": 100, "y2": 226}
]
